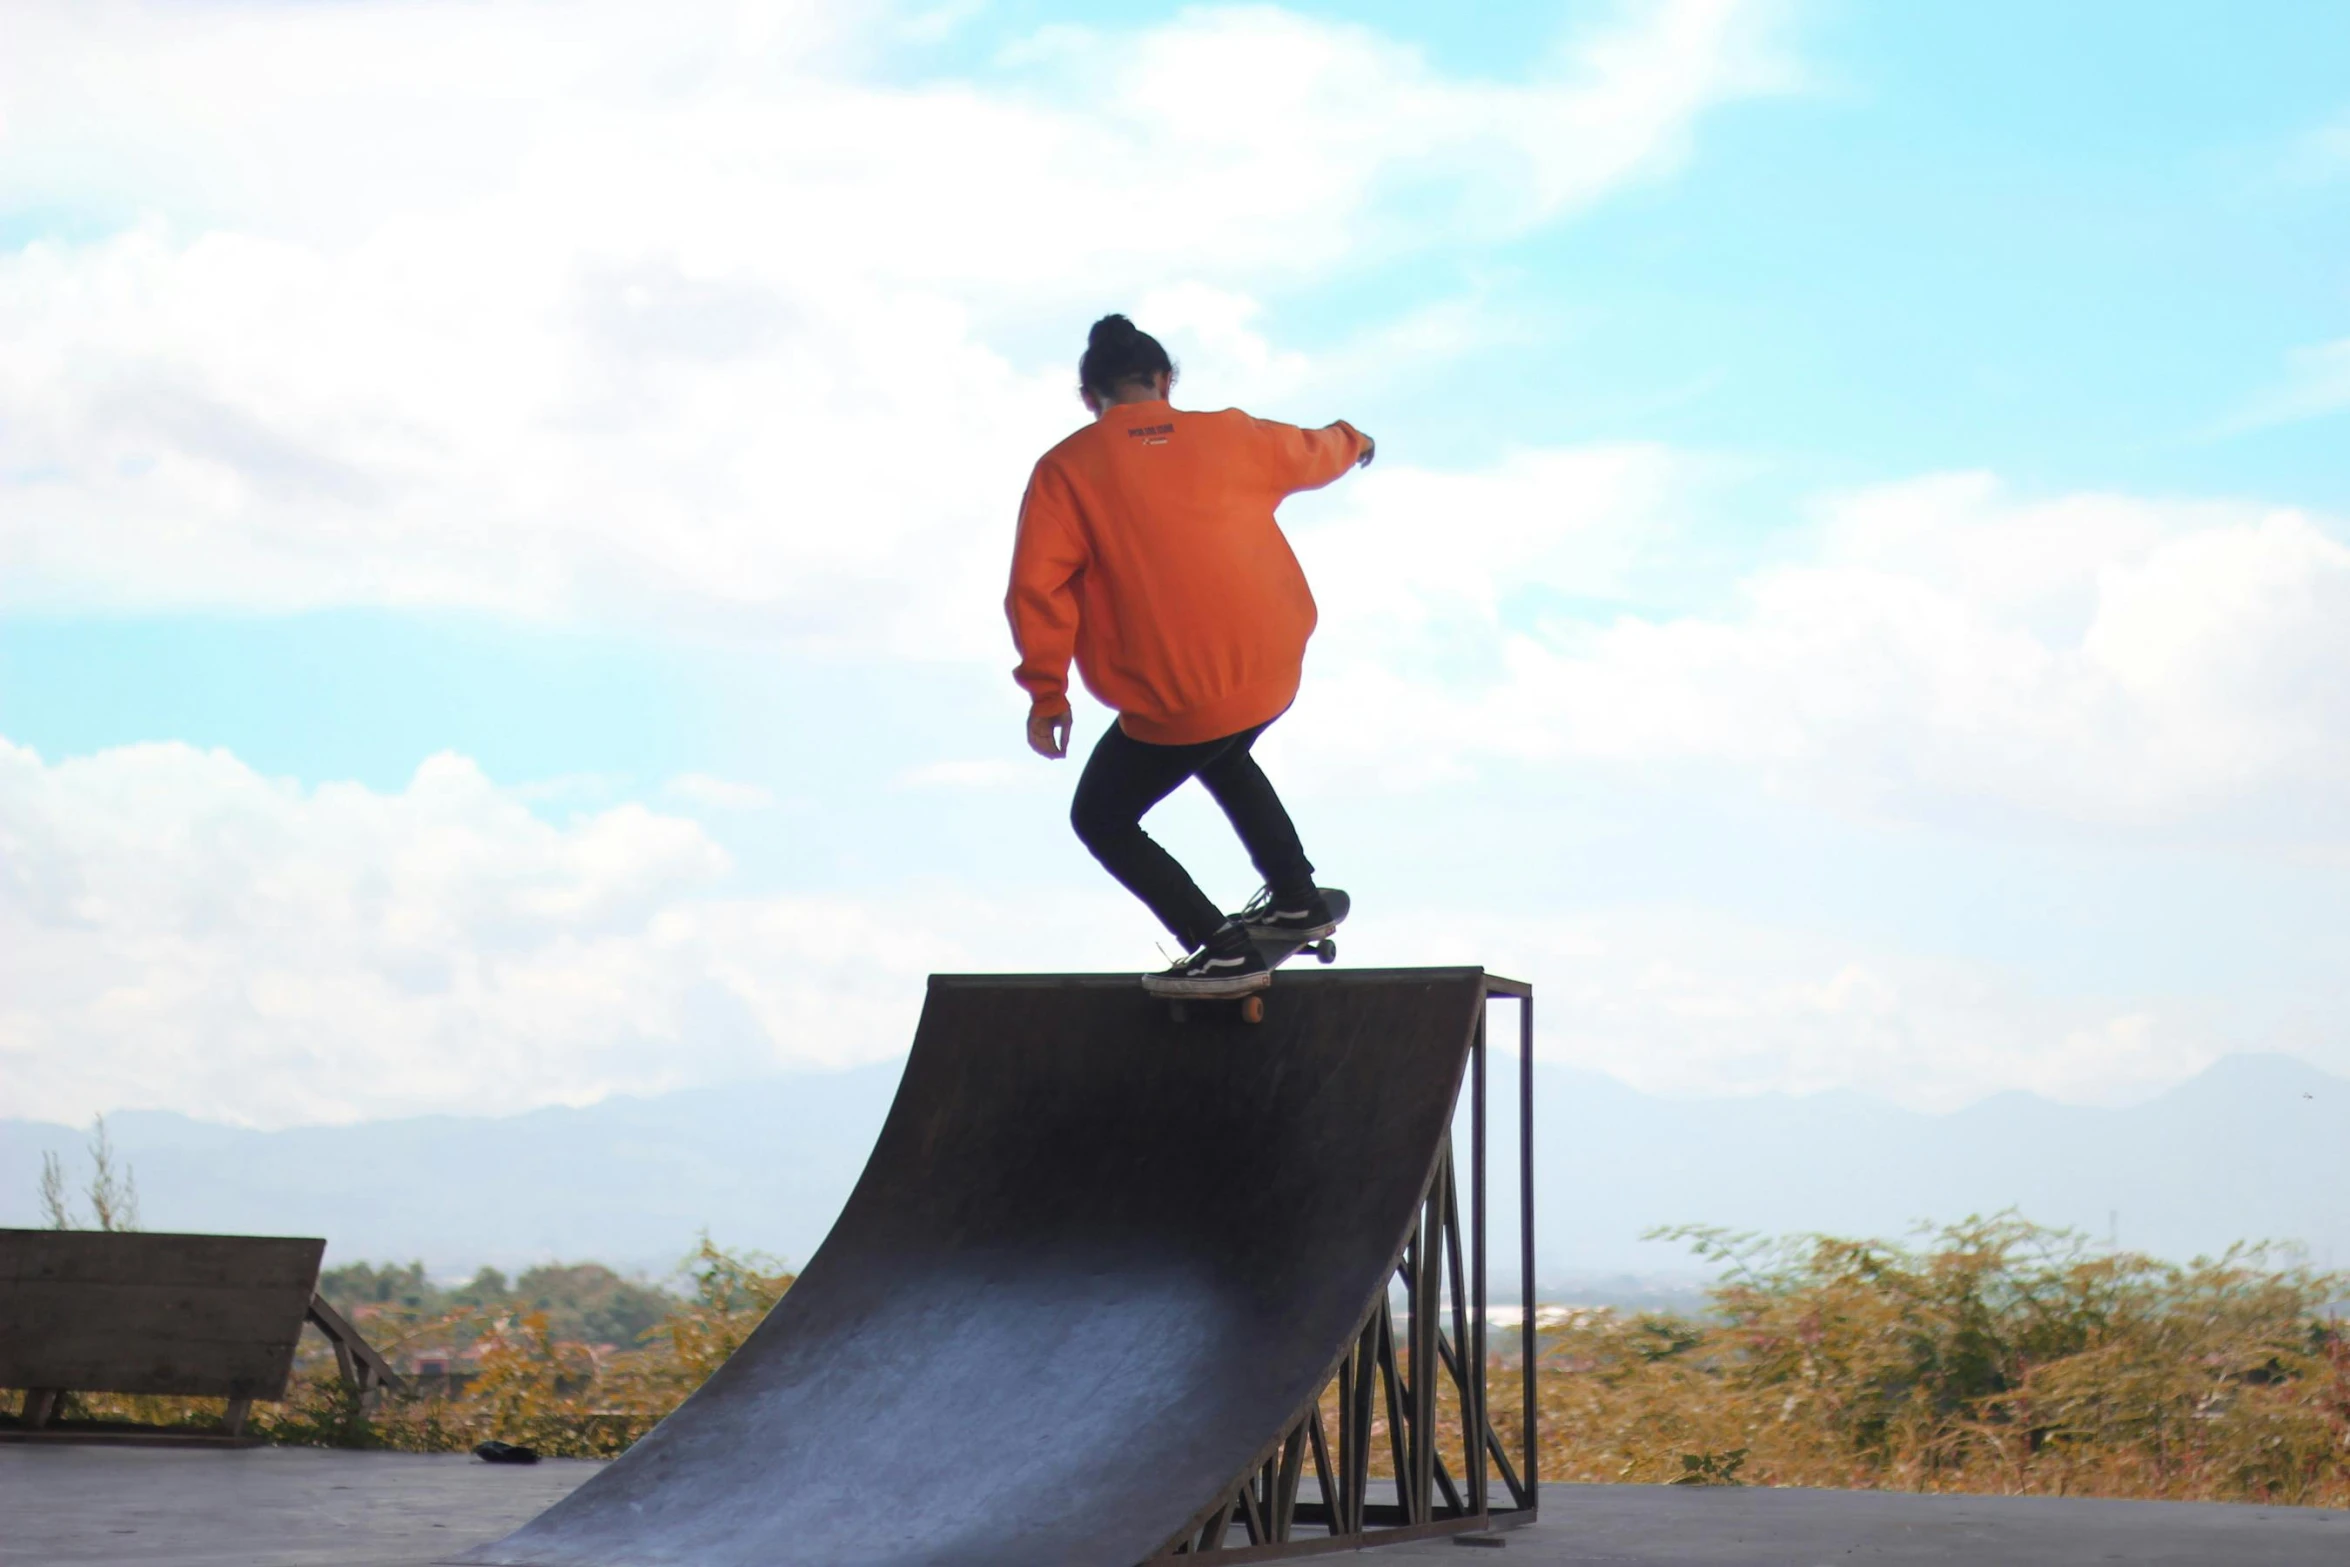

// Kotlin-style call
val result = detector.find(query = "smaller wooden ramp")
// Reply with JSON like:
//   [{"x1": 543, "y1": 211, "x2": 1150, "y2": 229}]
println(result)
[{"x1": 1, "y1": 1229, "x2": 325, "y2": 1444}]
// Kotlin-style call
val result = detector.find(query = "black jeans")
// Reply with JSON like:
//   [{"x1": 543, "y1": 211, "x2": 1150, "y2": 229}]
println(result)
[{"x1": 1070, "y1": 719, "x2": 1316, "y2": 952}]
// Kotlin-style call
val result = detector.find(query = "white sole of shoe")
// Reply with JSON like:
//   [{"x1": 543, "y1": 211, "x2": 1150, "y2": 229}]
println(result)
[{"x1": 1139, "y1": 969, "x2": 1274, "y2": 1000}]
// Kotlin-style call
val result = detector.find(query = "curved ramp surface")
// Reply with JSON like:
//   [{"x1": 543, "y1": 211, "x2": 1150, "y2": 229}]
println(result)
[{"x1": 461, "y1": 968, "x2": 1489, "y2": 1567}]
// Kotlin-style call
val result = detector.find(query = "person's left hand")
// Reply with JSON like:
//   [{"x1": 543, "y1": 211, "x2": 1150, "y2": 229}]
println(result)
[{"x1": 1027, "y1": 708, "x2": 1072, "y2": 759}]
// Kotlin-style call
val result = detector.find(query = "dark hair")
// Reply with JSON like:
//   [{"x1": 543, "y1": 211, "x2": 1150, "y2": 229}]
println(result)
[{"x1": 1079, "y1": 314, "x2": 1174, "y2": 400}]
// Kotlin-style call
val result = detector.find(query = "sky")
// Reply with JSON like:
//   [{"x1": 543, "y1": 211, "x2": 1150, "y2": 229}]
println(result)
[{"x1": 2, "y1": 0, "x2": 2347, "y2": 1129}]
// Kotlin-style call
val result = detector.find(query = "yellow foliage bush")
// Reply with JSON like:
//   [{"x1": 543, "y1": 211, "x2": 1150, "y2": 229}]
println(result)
[{"x1": 1493, "y1": 1216, "x2": 2350, "y2": 1505}]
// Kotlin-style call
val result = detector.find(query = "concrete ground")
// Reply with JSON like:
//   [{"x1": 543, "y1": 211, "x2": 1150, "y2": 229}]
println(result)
[{"x1": 5, "y1": 1444, "x2": 2345, "y2": 1566}]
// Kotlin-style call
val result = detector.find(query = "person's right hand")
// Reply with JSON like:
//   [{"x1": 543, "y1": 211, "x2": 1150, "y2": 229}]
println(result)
[
  {"x1": 1027, "y1": 708, "x2": 1072, "y2": 759},
  {"x1": 1356, "y1": 432, "x2": 1377, "y2": 468}
]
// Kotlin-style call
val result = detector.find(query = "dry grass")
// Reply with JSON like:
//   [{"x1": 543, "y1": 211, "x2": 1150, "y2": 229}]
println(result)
[
  {"x1": 33, "y1": 1218, "x2": 2349, "y2": 1506},
  {"x1": 1491, "y1": 1217, "x2": 2350, "y2": 1505}
]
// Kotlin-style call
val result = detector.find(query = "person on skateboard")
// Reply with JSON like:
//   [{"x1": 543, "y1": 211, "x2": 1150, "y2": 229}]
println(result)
[{"x1": 1007, "y1": 313, "x2": 1373, "y2": 999}]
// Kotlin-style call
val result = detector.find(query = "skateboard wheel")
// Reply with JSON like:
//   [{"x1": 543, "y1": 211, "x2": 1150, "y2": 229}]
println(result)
[
  {"x1": 1240, "y1": 995, "x2": 1265, "y2": 1024},
  {"x1": 1317, "y1": 940, "x2": 1338, "y2": 965}
]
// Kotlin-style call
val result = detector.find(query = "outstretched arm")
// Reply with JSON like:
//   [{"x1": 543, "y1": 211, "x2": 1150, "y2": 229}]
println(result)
[
  {"x1": 1005, "y1": 462, "x2": 1086, "y2": 759},
  {"x1": 1250, "y1": 416, "x2": 1376, "y2": 496}
]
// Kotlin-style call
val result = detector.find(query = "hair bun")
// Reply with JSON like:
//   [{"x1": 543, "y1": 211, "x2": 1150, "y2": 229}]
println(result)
[
  {"x1": 1088, "y1": 313, "x2": 1139, "y2": 348},
  {"x1": 1078, "y1": 313, "x2": 1174, "y2": 400}
]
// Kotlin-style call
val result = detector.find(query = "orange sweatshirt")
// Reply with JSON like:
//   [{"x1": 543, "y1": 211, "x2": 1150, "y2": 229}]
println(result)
[{"x1": 1006, "y1": 401, "x2": 1369, "y2": 745}]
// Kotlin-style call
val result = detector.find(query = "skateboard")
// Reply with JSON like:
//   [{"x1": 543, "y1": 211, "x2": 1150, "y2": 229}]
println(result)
[{"x1": 1162, "y1": 889, "x2": 1350, "y2": 1025}]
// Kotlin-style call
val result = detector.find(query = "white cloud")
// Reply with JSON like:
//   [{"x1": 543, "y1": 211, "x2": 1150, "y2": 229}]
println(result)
[
  {"x1": 0, "y1": 219, "x2": 1065, "y2": 656},
  {"x1": 2225, "y1": 337, "x2": 2350, "y2": 432},
  {"x1": 13, "y1": 2, "x2": 2337, "y2": 1123},
  {"x1": 1283, "y1": 468, "x2": 2350, "y2": 833},
  {"x1": 1, "y1": 734, "x2": 2241, "y2": 1125},
  {"x1": 0, "y1": 0, "x2": 1787, "y2": 648},
  {"x1": 0, "y1": 738, "x2": 988, "y2": 1126},
  {"x1": 1008, "y1": 0, "x2": 1794, "y2": 264},
  {"x1": 2296, "y1": 115, "x2": 2350, "y2": 178},
  {"x1": 1271, "y1": 442, "x2": 1705, "y2": 787},
  {"x1": 1351, "y1": 902, "x2": 2218, "y2": 1111},
  {"x1": 897, "y1": 759, "x2": 1032, "y2": 791},
  {"x1": 664, "y1": 773, "x2": 777, "y2": 810}
]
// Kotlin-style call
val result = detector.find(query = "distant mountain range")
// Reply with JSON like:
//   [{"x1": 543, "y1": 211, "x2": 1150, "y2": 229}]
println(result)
[{"x1": 5, "y1": 1053, "x2": 2345, "y2": 1297}]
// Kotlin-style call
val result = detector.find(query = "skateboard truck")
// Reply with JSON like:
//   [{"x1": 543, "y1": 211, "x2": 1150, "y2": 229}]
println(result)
[{"x1": 1169, "y1": 992, "x2": 1272, "y2": 1025}]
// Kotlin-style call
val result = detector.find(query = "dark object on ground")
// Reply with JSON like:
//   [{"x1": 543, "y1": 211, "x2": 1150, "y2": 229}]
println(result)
[
  {"x1": 0, "y1": 1229, "x2": 401, "y2": 1446},
  {"x1": 475, "y1": 1441, "x2": 542, "y2": 1465},
  {"x1": 462, "y1": 968, "x2": 1533, "y2": 1566}
]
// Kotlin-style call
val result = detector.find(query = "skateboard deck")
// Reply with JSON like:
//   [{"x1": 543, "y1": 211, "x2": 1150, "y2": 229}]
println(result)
[{"x1": 1163, "y1": 889, "x2": 1350, "y2": 1025}]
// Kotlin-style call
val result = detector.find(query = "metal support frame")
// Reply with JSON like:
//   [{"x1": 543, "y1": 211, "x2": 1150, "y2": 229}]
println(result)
[{"x1": 1151, "y1": 973, "x2": 1537, "y2": 1560}]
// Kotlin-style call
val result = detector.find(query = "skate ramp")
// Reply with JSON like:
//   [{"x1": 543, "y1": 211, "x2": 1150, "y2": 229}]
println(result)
[{"x1": 459, "y1": 968, "x2": 1490, "y2": 1567}]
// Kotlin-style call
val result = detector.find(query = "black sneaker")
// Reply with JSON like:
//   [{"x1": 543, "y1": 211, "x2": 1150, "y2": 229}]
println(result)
[
  {"x1": 1234, "y1": 885, "x2": 1338, "y2": 943},
  {"x1": 1140, "y1": 925, "x2": 1271, "y2": 998}
]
